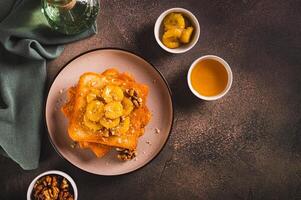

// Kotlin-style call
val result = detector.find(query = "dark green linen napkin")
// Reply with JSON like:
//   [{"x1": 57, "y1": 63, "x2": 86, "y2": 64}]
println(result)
[{"x1": 0, "y1": 0, "x2": 97, "y2": 170}]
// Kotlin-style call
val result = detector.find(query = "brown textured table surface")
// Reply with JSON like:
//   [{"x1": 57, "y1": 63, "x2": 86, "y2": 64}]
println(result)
[{"x1": 1, "y1": 0, "x2": 301, "y2": 199}]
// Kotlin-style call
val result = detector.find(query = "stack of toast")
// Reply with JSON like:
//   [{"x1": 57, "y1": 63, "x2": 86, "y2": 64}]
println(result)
[{"x1": 61, "y1": 68, "x2": 151, "y2": 160}]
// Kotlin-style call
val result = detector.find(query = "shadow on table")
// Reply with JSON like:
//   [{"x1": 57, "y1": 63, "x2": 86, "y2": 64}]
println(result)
[
  {"x1": 133, "y1": 23, "x2": 171, "y2": 64},
  {"x1": 170, "y1": 67, "x2": 204, "y2": 112},
  {"x1": 134, "y1": 23, "x2": 203, "y2": 111},
  {"x1": 40, "y1": 125, "x2": 56, "y2": 163}
]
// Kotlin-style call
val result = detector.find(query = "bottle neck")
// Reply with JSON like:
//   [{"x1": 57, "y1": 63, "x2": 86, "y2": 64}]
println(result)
[{"x1": 46, "y1": 0, "x2": 76, "y2": 10}]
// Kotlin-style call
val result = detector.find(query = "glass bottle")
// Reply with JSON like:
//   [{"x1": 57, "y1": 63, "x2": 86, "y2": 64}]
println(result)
[{"x1": 41, "y1": 0, "x2": 99, "y2": 35}]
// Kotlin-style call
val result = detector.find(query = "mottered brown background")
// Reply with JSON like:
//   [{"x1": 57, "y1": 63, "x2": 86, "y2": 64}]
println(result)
[{"x1": 0, "y1": 0, "x2": 301, "y2": 199}]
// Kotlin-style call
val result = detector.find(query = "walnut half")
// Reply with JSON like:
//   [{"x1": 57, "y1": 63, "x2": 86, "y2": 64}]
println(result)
[
  {"x1": 31, "y1": 175, "x2": 74, "y2": 200},
  {"x1": 116, "y1": 148, "x2": 137, "y2": 161}
]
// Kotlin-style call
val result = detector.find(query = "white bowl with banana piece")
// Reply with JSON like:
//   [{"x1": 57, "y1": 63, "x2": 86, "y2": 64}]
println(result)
[{"x1": 154, "y1": 8, "x2": 200, "y2": 53}]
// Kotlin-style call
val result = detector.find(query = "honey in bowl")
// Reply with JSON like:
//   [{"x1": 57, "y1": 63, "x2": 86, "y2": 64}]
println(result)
[{"x1": 190, "y1": 59, "x2": 228, "y2": 97}]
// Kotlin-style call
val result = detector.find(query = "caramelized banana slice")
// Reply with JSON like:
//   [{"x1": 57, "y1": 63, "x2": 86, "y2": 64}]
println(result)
[
  {"x1": 163, "y1": 13, "x2": 185, "y2": 31},
  {"x1": 122, "y1": 97, "x2": 134, "y2": 116},
  {"x1": 102, "y1": 68, "x2": 119, "y2": 77},
  {"x1": 86, "y1": 88, "x2": 101, "y2": 103},
  {"x1": 162, "y1": 28, "x2": 182, "y2": 49},
  {"x1": 112, "y1": 117, "x2": 130, "y2": 135},
  {"x1": 102, "y1": 85, "x2": 124, "y2": 103},
  {"x1": 99, "y1": 117, "x2": 120, "y2": 129},
  {"x1": 104, "y1": 101, "x2": 123, "y2": 119},
  {"x1": 85, "y1": 75, "x2": 107, "y2": 89},
  {"x1": 86, "y1": 100, "x2": 104, "y2": 122},
  {"x1": 83, "y1": 115, "x2": 103, "y2": 131},
  {"x1": 180, "y1": 27, "x2": 194, "y2": 43}
]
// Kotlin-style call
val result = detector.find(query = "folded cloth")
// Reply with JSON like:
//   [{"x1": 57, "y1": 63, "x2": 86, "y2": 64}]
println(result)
[{"x1": 0, "y1": 0, "x2": 97, "y2": 170}]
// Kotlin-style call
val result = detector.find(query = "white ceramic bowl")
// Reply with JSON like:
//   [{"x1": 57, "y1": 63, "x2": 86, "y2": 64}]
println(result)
[
  {"x1": 154, "y1": 8, "x2": 200, "y2": 53},
  {"x1": 187, "y1": 55, "x2": 233, "y2": 101},
  {"x1": 27, "y1": 170, "x2": 78, "y2": 200}
]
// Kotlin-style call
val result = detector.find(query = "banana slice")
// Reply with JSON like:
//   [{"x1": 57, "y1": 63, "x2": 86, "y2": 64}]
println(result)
[
  {"x1": 180, "y1": 27, "x2": 194, "y2": 44},
  {"x1": 163, "y1": 13, "x2": 185, "y2": 31},
  {"x1": 86, "y1": 88, "x2": 101, "y2": 103},
  {"x1": 83, "y1": 115, "x2": 102, "y2": 131},
  {"x1": 112, "y1": 117, "x2": 130, "y2": 135},
  {"x1": 101, "y1": 85, "x2": 124, "y2": 103},
  {"x1": 104, "y1": 101, "x2": 124, "y2": 119},
  {"x1": 162, "y1": 28, "x2": 182, "y2": 49},
  {"x1": 86, "y1": 100, "x2": 104, "y2": 122},
  {"x1": 122, "y1": 97, "x2": 134, "y2": 116},
  {"x1": 99, "y1": 117, "x2": 120, "y2": 129}
]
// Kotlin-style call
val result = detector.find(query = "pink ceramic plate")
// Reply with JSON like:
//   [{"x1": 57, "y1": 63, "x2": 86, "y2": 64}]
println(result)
[{"x1": 46, "y1": 48, "x2": 173, "y2": 175}]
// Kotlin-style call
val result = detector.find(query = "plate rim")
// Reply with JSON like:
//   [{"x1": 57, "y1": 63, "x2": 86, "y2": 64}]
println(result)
[{"x1": 45, "y1": 47, "x2": 174, "y2": 176}]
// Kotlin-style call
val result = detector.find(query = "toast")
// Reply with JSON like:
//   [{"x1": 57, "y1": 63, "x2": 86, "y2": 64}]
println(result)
[
  {"x1": 62, "y1": 86, "x2": 111, "y2": 157},
  {"x1": 62, "y1": 69, "x2": 151, "y2": 159}
]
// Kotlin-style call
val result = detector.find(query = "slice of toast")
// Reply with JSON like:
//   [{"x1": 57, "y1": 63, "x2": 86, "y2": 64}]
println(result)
[
  {"x1": 68, "y1": 72, "x2": 141, "y2": 150},
  {"x1": 62, "y1": 87, "x2": 111, "y2": 157},
  {"x1": 78, "y1": 141, "x2": 110, "y2": 157}
]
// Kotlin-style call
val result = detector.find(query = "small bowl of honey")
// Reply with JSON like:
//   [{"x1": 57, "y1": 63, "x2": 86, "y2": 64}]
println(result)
[{"x1": 187, "y1": 55, "x2": 233, "y2": 101}]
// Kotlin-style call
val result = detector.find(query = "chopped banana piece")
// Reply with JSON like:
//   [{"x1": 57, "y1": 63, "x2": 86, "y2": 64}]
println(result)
[
  {"x1": 180, "y1": 27, "x2": 194, "y2": 44},
  {"x1": 163, "y1": 13, "x2": 185, "y2": 31},
  {"x1": 162, "y1": 28, "x2": 182, "y2": 49}
]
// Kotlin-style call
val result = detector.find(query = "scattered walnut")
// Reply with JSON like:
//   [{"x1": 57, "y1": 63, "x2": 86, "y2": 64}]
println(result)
[
  {"x1": 109, "y1": 128, "x2": 120, "y2": 136},
  {"x1": 132, "y1": 99, "x2": 140, "y2": 107},
  {"x1": 125, "y1": 88, "x2": 142, "y2": 107},
  {"x1": 102, "y1": 129, "x2": 110, "y2": 137},
  {"x1": 116, "y1": 148, "x2": 137, "y2": 161},
  {"x1": 70, "y1": 142, "x2": 77, "y2": 149},
  {"x1": 125, "y1": 88, "x2": 135, "y2": 97}
]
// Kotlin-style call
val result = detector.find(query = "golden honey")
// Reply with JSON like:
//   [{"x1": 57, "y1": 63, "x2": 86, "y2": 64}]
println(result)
[{"x1": 191, "y1": 59, "x2": 228, "y2": 97}]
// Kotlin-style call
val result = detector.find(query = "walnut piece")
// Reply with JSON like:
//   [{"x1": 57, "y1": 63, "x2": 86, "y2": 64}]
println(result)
[
  {"x1": 31, "y1": 175, "x2": 74, "y2": 200},
  {"x1": 116, "y1": 148, "x2": 137, "y2": 161}
]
